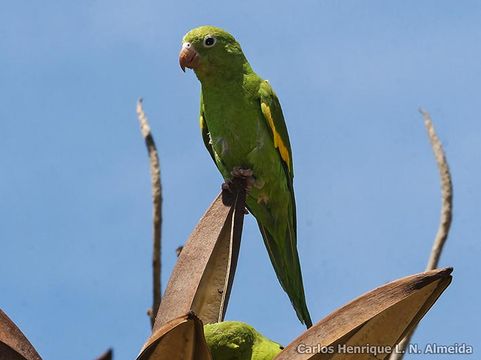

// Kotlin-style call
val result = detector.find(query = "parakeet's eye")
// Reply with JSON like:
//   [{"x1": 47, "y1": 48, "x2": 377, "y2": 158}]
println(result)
[{"x1": 203, "y1": 35, "x2": 217, "y2": 48}]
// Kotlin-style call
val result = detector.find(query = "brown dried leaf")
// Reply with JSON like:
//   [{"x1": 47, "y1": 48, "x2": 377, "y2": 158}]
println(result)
[
  {"x1": 138, "y1": 184, "x2": 245, "y2": 359},
  {"x1": 0, "y1": 309, "x2": 42, "y2": 360},
  {"x1": 152, "y1": 185, "x2": 245, "y2": 330},
  {"x1": 275, "y1": 267, "x2": 452, "y2": 360},
  {"x1": 137, "y1": 312, "x2": 211, "y2": 360}
]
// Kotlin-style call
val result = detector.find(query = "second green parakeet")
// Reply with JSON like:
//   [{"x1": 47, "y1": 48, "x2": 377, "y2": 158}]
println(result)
[
  {"x1": 179, "y1": 25, "x2": 312, "y2": 328},
  {"x1": 204, "y1": 321, "x2": 283, "y2": 360}
]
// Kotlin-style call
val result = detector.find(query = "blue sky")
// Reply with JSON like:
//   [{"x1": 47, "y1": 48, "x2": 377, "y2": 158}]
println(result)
[{"x1": 1, "y1": 1, "x2": 480, "y2": 359}]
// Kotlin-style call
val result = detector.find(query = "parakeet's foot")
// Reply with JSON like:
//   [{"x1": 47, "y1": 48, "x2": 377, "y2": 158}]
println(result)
[
  {"x1": 231, "y1": 167, "x2": 256, "y2": 190},
  {"x1": 221, "y1": 178, "x2": 249, "y2": 211},
  {"x1": 221, "y1": 181, "x2": 232, "y2": 192},
  {"x1": 231, "y1": 166, "x2": 253, "y2": 179},
  {"x1": 221, "y1": 167, "x2": 256, "y2": 193}
]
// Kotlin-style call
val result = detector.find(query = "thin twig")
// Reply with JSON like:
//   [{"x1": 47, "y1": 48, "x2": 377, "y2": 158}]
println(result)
[
  {"x1": 136, "y1": 98, "x2": 163, "y2": 329},
  {"x1": 390, "y1": 109, "x2": 453, "y2": 360},
  {"x1": 421, "y1": 109, "x2": 453, "y2": 270}
]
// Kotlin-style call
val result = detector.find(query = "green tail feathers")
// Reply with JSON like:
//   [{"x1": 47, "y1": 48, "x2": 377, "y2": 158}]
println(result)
[{"x1": 257, "y1": 221, "x2": 312, "y2": 328}]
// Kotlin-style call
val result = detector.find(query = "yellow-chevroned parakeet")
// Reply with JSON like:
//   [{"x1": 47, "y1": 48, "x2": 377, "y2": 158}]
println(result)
[
  {"x1": 204, "y1": 321, "x2": 283, "y2": 360},
  {"x1": 179, "y1": 26, "x2": 312, "y2": 328}
]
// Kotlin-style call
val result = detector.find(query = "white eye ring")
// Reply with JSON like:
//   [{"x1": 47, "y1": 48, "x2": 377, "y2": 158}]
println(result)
[{"x1": 203, "y1": 35, "x2": 217, "y2": 48}]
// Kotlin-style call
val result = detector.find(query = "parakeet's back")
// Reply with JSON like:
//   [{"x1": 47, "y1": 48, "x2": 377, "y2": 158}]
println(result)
[{"x1": 180, "y1": 25, "x2": 312, "y2": 328}]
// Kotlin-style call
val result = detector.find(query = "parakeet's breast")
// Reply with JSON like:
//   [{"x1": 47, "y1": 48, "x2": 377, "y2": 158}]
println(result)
[
  {"x1": 201, "y1": 79, "x2": 268, "y2": 172},
  {"x1": 201, "y1": 73, "x2": 290, "y2": 210}
]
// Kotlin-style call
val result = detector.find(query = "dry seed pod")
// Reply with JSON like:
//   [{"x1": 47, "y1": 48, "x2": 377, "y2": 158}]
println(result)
[
  {"x1": 95, "y1": 348, "x2": 113, "y2": 360},
  {"x1": 137, "y1": 312, "x2": 211, "y2": 360},
  {"x1": 152, "y1": 184, "x2": 246, "y2": 330},
  {"x1": 275, "y1": 267, "x2": 452, "y2": 360},
  {"x1": 0, "y1": 309, "x2": 42, "y2": 360}
]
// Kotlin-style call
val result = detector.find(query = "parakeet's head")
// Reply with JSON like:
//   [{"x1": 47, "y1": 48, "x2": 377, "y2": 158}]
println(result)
[
  {"x1": 204, "y1": 321, "x2": 284, "y2": 360},
  {"x1": 179, "y1": 26, "x2": 249, "y2": 81}
]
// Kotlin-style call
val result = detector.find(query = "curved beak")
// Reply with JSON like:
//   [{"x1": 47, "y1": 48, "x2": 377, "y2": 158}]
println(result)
[{"x1": 179, "y1": 42, "x2": 200, "y2": 72}]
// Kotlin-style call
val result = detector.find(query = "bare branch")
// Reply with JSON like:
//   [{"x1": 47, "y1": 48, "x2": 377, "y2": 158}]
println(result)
[
  {"x1": 136, "y1": 98, "x2": 163, "y2": 329},
  {"x1": 390, "y1": 109, "x2": 453, "y2": 360},
  {"x1": 421, "y1": 109, "x2": 453, "y2": 271}
]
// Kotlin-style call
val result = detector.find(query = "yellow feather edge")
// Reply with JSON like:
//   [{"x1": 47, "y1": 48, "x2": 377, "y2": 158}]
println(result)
[{"x1": 261, "y1": 102, "x2": 291, "y2": 172}]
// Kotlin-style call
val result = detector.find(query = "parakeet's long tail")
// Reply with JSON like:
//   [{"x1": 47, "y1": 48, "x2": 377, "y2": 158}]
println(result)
[{"x1": 257, "y1": 217, "x2": 312, "y2": 328}]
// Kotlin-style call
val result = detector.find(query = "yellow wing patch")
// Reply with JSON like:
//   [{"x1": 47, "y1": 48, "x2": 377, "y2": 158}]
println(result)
[
  {"x1": 200, "y1": 114, "x2": 205, "y2": 130},
  {"x1": 261, "y1": 102, "x2": 291, "y2": 172}
]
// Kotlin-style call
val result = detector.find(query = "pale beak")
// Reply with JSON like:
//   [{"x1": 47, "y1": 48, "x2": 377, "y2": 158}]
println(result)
[{"x1": 179, "y1": 42, "x2": 200, "y2": 72}]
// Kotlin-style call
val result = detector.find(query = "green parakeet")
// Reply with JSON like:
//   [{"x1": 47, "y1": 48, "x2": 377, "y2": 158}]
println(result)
[
  {"x1": 204, "y1": 321, "x2": 283, "y2": 360},
  {"x1": 179, "y1": 25, "x2": 312, "y2": 328}
]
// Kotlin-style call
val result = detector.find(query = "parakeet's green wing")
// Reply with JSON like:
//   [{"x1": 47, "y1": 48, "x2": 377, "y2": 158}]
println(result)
[
  {"x1": 258, "y1": 81, "x2": 294, "y2": 179},
  {"x1": 257, "y1": 80, "x2": 312, "y2": 328},
  {"x1": 200, "y1": 95, "x2": 216, "y2": 163},
  {"x1": 258, "y1": 80, "x2": 296, "y2": 231}
]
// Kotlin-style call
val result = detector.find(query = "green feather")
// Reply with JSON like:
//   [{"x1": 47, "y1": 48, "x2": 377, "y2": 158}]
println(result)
[
  {"x1": 204, "y1": 321, "x2": 283, "y2": 360},
  {"x1": 183, "y1": 25, "x2": 312, "y2": 328}
]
